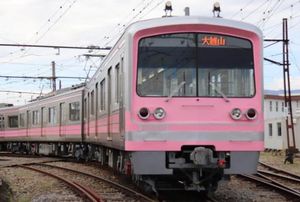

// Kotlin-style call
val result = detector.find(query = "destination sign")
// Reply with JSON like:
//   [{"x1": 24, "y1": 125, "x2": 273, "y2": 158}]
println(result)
[{"x1": 201, "y1": 35, "x2": 226, "y2": 46}]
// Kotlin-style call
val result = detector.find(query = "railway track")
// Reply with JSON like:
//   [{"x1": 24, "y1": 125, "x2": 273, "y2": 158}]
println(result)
[
  {"x1": 258, "y1": 161, "x2": 300, "y2": 180},
  {"x1": 2, "y1": 154, "x2": 216, "y2": 201},
  {"x1": 238, "y1": 161, "x2": 300, "y2": 200},
  {"x1": 18, "y1": 165, "x2": 101, "y2": 202},
  {"x1": 18, "y1": 162, "x2": 154, "y2": 202}
]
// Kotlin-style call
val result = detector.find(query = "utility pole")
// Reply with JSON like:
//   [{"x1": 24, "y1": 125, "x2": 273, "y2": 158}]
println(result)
[
  {"x1": 264, "y1": 18, "x2": 298, "y2": 163},
  {"x1": 282, "y1": 19, "x2": 298, "y2": 158},
  {"x1": 52, "y1": 61, "x2": 56, "y2": 92}
]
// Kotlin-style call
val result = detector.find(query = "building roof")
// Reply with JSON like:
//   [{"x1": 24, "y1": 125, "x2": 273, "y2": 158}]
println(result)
[{"x1": 264, "y1": 94, "x2": 300, "y2": 101}]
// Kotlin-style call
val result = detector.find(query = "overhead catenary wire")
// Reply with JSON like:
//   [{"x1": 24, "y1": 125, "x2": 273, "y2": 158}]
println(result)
[
  {"x1": 0, "y1": 1, "x2": 300, "y2": 104},
  {"x1": 258, "y1": 0, "x2": 285, "y2": 28},
  {"x1": 229, "y1": 0, "x2": 254, "y2": 19},
  {"x1": 28, "y1": 0, "x2": 74, "y2": 43},
  {"x1": 102, "y1": 0, "x2": 160, "y2": 47},
  {"x1": 33, "y1": 0, "x2": 79, "y2": 44},
  {"x1": 0, "y1": 0, "x2": 80, "y2": 65},
  {"x1": 237, "y1": 0, "x2": 270, "y2": 21},
  {"x1": 0, "y1": 90, "x2": 43, "y2": 95},
  {"x1": 228, "y1": 0, "x2": 300, "y2": 96},
  {"x1": 0, "y1": 75, "x2": 87, "y2": 80}
]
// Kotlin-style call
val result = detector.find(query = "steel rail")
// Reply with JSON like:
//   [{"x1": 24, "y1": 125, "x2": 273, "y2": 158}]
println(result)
[
  {"x1": 18, "y1": 165, "x2": 101, "y2": 202},
  {"x1": 257, "y1": 169, "x2": 300, "y2": 183},
  {"x1": 35, "y1": 163, "x2": 154, "y2": 202},
  {"x1": 239, "y1": 174, "x2": 300, "y2": 198},
  {"x1": 257, "y1": 173, "x2": 300, "y2": 194},
  {"x1": 259, "y1": 161, "x2": 300, "y2": 179}
]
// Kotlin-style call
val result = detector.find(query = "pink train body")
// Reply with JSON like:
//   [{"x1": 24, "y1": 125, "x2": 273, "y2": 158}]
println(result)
[{"x1": 0, "y1": 16, "x2": 263, "y2": 192}]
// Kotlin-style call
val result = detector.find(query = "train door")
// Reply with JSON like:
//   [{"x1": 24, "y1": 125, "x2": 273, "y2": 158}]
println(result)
[
  {"x1": 119, "y1": 57, "x2": 125, "y2": 137},
  {"x1": 107, "y1": 67, "x2": 112, "y2": 140},
  {"x1": 26, "y1": 110, "x2": 30, "y2": 137},
  {"x1": 95, "y1": 83, "x2": 99, "y2": 137},
  {"x1": 41, "y1": 107, "x2": 45, "y2": 136},
  {"x1": 87, "y1": 93, "x2": 90, "y2": 137},
  {"x1": 83, "y1": 98, "x2": 87, "y2": 140},
  {"x1": 59, "y1": 103, "x2": 66, "y2": 136}
]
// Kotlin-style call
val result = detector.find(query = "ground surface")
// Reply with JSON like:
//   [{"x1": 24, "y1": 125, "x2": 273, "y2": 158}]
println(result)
[{"x1": 0, "y1": 152, "x2": 300, "y2": 201}]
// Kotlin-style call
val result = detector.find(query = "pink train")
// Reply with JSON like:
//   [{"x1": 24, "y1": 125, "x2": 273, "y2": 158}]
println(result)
[{"x1": 0, "y1": 16, "x2": 263, "y2": 193}]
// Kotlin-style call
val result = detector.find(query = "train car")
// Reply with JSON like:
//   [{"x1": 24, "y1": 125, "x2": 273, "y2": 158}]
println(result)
[
  {"x1": 0, "y1": 15, "x2": 263, "y2": 194},
  {"x1": 0, "y1": 106, "x2": 21, "y2": 151},
  {"x1": 83, "y1": 16, "x2": 263, "y2": 193},
  {"x1": 0, "y1": 85, "x2": 84, "y2": 155}
]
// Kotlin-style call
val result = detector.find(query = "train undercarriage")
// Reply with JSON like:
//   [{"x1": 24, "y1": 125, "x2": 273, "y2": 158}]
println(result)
[{"x1": 1, "y1": 142, "x2": 228, "y2": 194}]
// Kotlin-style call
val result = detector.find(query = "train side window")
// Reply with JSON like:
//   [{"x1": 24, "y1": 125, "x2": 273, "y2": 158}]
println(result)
[
  {"x1": 108, "y1": 67, "x2": 112, "y2": 110},
  {"x1": 69, "y1": 102, "x2": 80, "y2": 121},
  {"x1": 0, "y1": 115, "x2": 5, "y2": 130},
  {"x1": 100, "y1": 79, "x2": 106, "y2": 111},
  {"x1": 19, "y1": 113, "x2": 25, "y2": 127},
  {"x1": 48, "y1": 107, "x2": 57, "y2": 124},
  {"x1": 8, "y1": 115, "x2": 18, "y2": 128},
  {"x1": 32, "y1": 110, "x2": 40, "y2": 125},
  {"x1": 91, "y1": 90, "x2": 95, "y2": 115},
  {"x1": 87, "y1": 93, "x2": 90, "y2": 118},
  {"x1": 115, "y1": 63, "x2": 120, "y2": 103}
]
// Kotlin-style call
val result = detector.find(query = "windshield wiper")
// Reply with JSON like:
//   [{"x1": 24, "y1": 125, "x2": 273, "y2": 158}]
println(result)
[
  {"x1": 209, "y1": 82, "x2": 230, "y2": 103},
  {"x1": 165, "y1": 81, "x2": 186, "y2": 102}
]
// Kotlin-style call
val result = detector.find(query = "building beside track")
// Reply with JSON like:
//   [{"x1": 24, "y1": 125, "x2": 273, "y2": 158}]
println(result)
[{"x1": 264, "y1": 93, "x2": 300, "y2": 151}]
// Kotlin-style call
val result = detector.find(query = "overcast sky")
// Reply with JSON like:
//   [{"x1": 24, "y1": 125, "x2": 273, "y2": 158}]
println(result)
[{"x1": 0, "y1": 0, "x2": 299, "y2": 105}]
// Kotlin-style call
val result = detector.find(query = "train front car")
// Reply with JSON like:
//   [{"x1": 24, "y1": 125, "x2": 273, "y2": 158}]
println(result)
[{"x1": 125, "y1": 17, "x2": 263, "y2": 193}]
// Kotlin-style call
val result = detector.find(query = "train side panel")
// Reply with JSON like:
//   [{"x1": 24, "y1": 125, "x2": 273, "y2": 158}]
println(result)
[
  {"x1": 0, "y1": 107, "x2": 21, "y2": 142},
  {"x1": 0, "y1": 88, "x2": 84, "y2": 143},
  {"x1": 83, "y1": 36, "x2": 129, "y2": 151}
]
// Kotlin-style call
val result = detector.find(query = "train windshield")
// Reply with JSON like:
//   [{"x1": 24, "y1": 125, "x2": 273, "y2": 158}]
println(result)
[{"x1": 137, "y1": 33, "x2": 255, "y2": 98}]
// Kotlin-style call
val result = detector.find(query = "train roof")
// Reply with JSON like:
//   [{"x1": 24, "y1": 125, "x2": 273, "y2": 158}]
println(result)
[
  {"x1": 125, "y1": 16, "x2": 263, "y2": 37},
  {"x1": 0, "y1": 105, "x2": 20, "y2": 112},
  {"x1": 89, "y1": 16, "x2": 263, "y2": 87},
  {"x1": 29, "y1": 83, "x2": 85, "y2": 102}
]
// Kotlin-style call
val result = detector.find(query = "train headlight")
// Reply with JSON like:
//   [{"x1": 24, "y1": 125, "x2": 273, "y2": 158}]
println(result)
[
  {"x1": 153, "y1": 107, "x2": 166, "y2": 120},
  {"x1": 138, "y1": 107, "x2": 150, "y2": 120},
  {"x1": 246, "y1": 108, "x2": 257, "y2": 120},
  {"x1": 230, "y1": 108, "x2": 242, "y2": 120}
]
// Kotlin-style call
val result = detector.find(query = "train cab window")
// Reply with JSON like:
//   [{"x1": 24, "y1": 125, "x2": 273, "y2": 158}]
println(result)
[
  {"x1": 138, "y1": 33, "x2": 196, "y2": 97},
  {"x1": 197, "y1": 34, "x2": 254, "y2": 97},
  {"x1": 19, "y1": 113, "x2": 25, "y2": 127},
  {"x1": 69, "y1": 102, "x2": 80, "y2": 121},
  {"x1": 137, "y1": 33, "x2": 254, "y2": 98},
  {"x1": 32, "y1": 110, "x2": 40, "y2": 125},
  {"x1": 100, "y1": 79, "x2": 106, "y2": 111},
  {"x1": 48, "y1": 107, "x2": 57, "y2": 124},
  {"x1": 8, "y1": 116, "x2": 18, "y2": 128}
]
